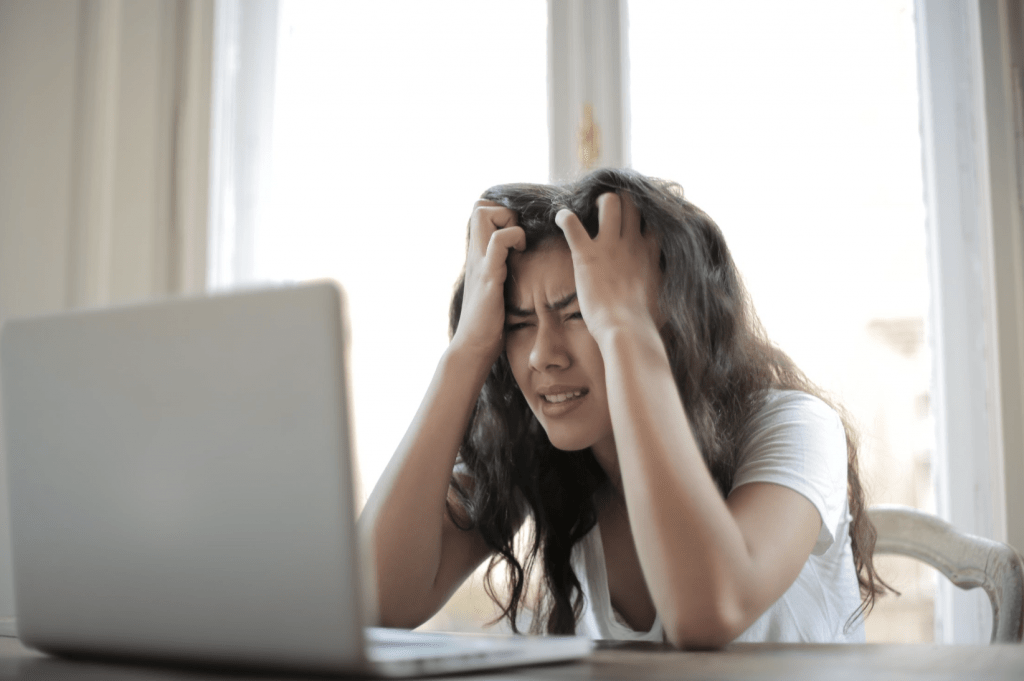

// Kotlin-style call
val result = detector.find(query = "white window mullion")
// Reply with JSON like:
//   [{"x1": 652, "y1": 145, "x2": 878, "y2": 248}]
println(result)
[
  {"x1": 914, "y1": 0, "x2": 1021, "y2": 644},
  {"x1": 980, "y1": 0, "x2": 1024, "y2": 564},
  {"x1": 207, "y1": 0, "x2": 280, "y2": 291},
  {"x1": 548, "y1": 0, "x2": 630, "y2": 181},
  {"x1": 172, "y1": 0, "x2": 216, "y2": 296}
]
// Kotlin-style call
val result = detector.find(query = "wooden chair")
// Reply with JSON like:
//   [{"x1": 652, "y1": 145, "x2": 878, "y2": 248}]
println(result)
[{"x1": 868, "y1": 504, "x2": 1024, "y2": 643}]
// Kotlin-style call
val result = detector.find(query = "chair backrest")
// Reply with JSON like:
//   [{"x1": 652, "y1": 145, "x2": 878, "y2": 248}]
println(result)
[{"x1": 868, "y1": 504, "x2": 1024, "y2": 643}]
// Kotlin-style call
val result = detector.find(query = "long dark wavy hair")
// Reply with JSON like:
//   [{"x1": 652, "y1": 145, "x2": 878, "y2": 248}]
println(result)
[{"x1": 447, "y1": 168, "x2": 890, "y2": 635}]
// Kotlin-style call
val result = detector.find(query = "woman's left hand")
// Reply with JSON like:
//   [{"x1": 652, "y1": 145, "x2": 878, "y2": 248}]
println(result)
[{"x1": 555, "y1": 192, "x2": 662, "y2": 342}]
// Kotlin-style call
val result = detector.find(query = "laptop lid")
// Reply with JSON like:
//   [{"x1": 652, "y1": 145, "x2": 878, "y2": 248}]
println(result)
[{"x1": 1, "y1": 282, "x2": 367, "y2": 673}]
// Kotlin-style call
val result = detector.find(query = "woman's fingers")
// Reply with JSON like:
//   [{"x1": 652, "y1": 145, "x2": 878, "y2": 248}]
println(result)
[
  {"x1": 469, "y1": 200, "x2": 516, "y2": 257},
  {"x1": 484, "y1": 224, "x2": 526, "y2": 267},
  {"x1": 620, "y1": 192, "x2": 643, "y2": 239},
  {"x1": 595, "y1": 192, "x2": 623, "y2": 239},
  {"x1": 560, "y1": 192, "x2": 643, "y2": 253},
  {"x1": 554, "y1": 208, "x2": 590, "y2": 253},
  {"x1": 453, "y1": 200, "x2": 524, "y2": 364}
]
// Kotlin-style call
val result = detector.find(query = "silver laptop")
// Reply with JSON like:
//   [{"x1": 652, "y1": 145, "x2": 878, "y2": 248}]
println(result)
[{"x1": 0, "y1": 282, "x2": 592, "y2": 676}]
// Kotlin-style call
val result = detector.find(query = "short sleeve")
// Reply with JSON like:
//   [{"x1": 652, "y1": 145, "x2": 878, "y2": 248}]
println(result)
[
  {"x1": 452, "y1": 457, "x2": 471, "y2": 481},
  {"x1": 731, "y1": 391, "x2": 848, "y2": 555}
]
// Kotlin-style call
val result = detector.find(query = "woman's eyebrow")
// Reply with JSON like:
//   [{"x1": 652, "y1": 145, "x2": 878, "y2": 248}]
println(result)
[
  {"x1": 549, "y1": 291, "x2": 578, "y2": 311},
  {"x1": 506, "y1": 292, "x2": 577, "y2": 317}
]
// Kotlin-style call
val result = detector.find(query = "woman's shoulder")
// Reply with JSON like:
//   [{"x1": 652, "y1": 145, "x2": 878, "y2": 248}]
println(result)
[
  {"x1": 733, "y1": 390, "x2": 851, "y2": 554},
  {"x1": 757, "y1": 388, "x2": 840, "y2": 416},
  {"x1": 736, "y1": 389, "x2": 847, "y2": 473},
  {"x1": 745, "y1": 389, "x2": 844, "y2": 436}
]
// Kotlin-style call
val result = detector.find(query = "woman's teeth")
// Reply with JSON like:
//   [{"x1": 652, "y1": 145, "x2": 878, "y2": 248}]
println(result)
[{"x1": 543, "y1": 390, "x2": 584, "y2": 403}]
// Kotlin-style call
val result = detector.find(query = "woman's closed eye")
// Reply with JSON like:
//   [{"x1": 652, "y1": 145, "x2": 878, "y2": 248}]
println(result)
[{"x1": 507, "y1": 312, "x2": 581, "y2": 331}]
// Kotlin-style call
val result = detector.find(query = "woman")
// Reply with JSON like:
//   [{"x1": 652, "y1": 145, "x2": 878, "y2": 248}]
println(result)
[{"x1": 360, "y1": 168, "x2": 888, "y2": 646}]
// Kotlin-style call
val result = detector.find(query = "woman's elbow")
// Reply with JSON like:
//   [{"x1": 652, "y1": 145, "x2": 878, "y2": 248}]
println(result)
[
  {"x1": 376, "y1": 593, "x2": 435, "y2": 630},
  {"x1": 662, "y1": 595, "x2": 748, "y2": 649}
]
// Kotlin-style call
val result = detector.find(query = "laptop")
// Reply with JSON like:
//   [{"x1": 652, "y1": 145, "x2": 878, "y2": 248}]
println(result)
[{"x1": 0, "y1": 281, "x2": 592, "y2": 676}]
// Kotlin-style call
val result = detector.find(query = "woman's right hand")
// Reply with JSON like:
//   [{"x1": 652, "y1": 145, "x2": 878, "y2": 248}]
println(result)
[{"x1": 450, "y1": 199, "x2": 526, "y2": 365}]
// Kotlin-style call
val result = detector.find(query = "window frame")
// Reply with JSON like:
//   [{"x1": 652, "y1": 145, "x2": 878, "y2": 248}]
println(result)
[{"x1": 914, "y1": 0, "x2": 1024, "y2": 643}]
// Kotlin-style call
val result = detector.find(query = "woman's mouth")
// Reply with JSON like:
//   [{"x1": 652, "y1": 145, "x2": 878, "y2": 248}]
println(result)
[
  {"x1": 542, "y1": 389, "x2": 586, "y2": 403},
  {"x1": 538, "y1": 387, "x2": 589, "y2": 417}
]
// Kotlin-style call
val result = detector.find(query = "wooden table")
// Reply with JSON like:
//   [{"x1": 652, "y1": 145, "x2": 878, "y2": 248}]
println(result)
[{"x1": 2, "y1": 636, "x2": 1023, "y2": 680}]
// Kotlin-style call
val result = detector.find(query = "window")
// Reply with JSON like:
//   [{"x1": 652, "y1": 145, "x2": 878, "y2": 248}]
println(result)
[
  {"x1": 211, "y1": 0, "x2": 548, "y2": 503},
  {"x1": 629, "y1": 0, "x2": 933, "y2": 641},
  {"x1": 210, "y1": 0, "x2": 1013, "y2": 641}
]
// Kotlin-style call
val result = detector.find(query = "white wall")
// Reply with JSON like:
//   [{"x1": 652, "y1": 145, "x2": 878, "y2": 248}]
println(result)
[
  {"x1": 0, "y1": 0, "x2": 212, "y2": 630},
  {"x1": 0, "y1": 1, "x2": 79, "y2": 321},
  {"x1": 0, "y1": 0, "x2": 82, "y2": 629}
]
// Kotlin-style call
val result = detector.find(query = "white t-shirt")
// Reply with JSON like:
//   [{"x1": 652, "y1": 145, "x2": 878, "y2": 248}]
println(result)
[{"x1": 571, "y1": 390, "x2": 865, "y2": 643}]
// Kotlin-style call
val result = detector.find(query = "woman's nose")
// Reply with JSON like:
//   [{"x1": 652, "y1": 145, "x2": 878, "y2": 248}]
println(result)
[{"x1": 529, "y1": 323, "x2": 570, "y2": 372}]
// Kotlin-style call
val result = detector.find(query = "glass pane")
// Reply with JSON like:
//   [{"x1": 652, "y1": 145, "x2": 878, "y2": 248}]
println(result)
[
  {"x1": 630, "y1": 0, "x2": 933, "y2": 641},
  {"x1": 262, "y1": 0, "x2": 547, "y2": 503}
]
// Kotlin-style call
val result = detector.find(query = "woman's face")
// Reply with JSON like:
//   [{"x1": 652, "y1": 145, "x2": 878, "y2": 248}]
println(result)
[{"x1": 504, "y1": 239, "x2": 614, "y2": 454}]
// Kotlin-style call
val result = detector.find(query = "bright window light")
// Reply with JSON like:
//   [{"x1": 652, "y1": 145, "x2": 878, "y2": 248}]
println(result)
[
  {"x1": 261, "y1": 0, "x2": 548, "y2": 501},
  {"x1": 629, "y1": 0, "x2": 933, "y2": 642}
]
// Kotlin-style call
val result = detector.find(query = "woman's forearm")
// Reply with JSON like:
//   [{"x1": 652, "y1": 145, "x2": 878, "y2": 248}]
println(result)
[
  {"x1": 594, "y1": 322, "x2": 763, "y2": 646},
  {"x1": 358, "y1": 343, "x2": 494, "y2": 627}
]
